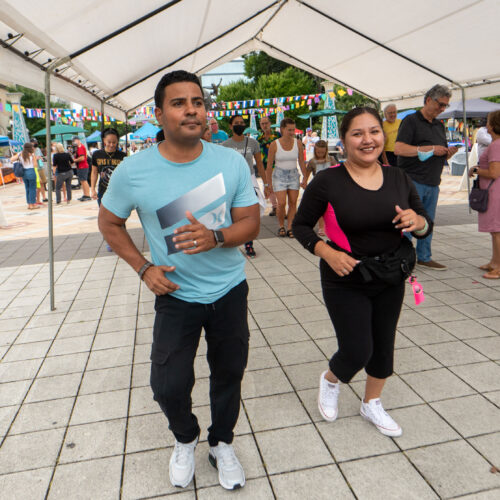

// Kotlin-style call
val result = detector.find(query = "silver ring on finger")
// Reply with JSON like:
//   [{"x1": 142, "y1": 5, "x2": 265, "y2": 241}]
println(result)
[
  {"x1": 342, "y1": 269, "x2": 348, "y2": 274},
  {"x1": 193, "y1": 240, "x2": 197, "y2": 248},
  {"x1": 408, "y1": 220, "x2": 414, "y2": 226}
]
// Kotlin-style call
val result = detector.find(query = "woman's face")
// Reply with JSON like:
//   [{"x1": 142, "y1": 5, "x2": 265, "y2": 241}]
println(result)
[
  {"x1": 315, "y1": 146, "x2": 327, "y2": 159},
  {"x1": 343, "y1": 113, "x2": 384, "y2": 165},
  {"x1": 281, "y1": 124, "x2": 295, "y2": 139},
  {"x1": 103, "y1": 134, "x2": 118, "y2": 152}
]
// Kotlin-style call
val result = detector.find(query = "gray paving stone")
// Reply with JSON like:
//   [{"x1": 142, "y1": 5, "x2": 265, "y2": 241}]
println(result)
[
  {"x1": 260, "y1": 324, "x2": 309, "y2": 345},
  {"x1": 431, "y1": 395, "x2": 500, "y2": 437},
  {"x1": 79, "y1": 365, "x2": 131, "y2": 395},
  {"x1": 401, "y1": 367, "x2": 476, "y2": 402},
  {"x1": 468, "y1": 431, "x2": 500, "y2": 466},
  {"x1": 10, "y1": 397, "x2": 74, "y2": 434},
  {"x1": 300, "y1": 319, "x2": 335, "y2": 339},
  {"x1": 3, "y1": 341, "x2": 51, "y2": 362},
  {"x1": 0, "y1": 379, "x2": 32, "y2": 407},
  {"x1": 391, "y1": 404, "x2": 460, "y2": 449},
  {"x1": 318, "y1": 415, "x2": 398, "y2": 461},
  {"x1": 283, "y1": 360, "x2": 328, "y2": 391},
  {"x1": 85, "y1": 345, "x2": 133, "y2": 370},
  {"x1": 122, "y1": 448, "x2": 193, "y2": 499},
  {"x1": 25, "y1": 372, "x2": 81, "y2": 403},
  {"x1": 478, "y1": 316, "x2": 500, "y2": 334},
  {"x1": 59, "y1": 418, "x2": 126, "y2": 463},
  {"x1": 70, "y1": 389, "x2": 129, "y2": 425},
  {"x1": 0, "y1": 428, "x2": 65, "y2": 474},
  {"x1": 453, "y1": 301, "x2": 500, "y2": 319},
  {"x1": 0, "y1": 358, "x2": 43, "y2": 383},
  {"x1": 244, "y1": 392, "x2": 310, "y2": 432},
  {"x1": 280, "y1": 293, "x2": 322, "y2": 309},
  {"x1": 450, "y1": 490, "x2": 500, "y2": 500},
  {"x1": 37, "y1": 352, "x2": 88, "y2": 378},
  {"x1": 15, "y1": 325, "x2": 59, "y2": 344},
  {"x1": 407, "y1": 440, "x2": 500, "y2": 498},
  {"x1": 91, "y1": 330, "x2": 135, "y2": 351},
  {"x1": 128, "y1": 385, "x2": 160, "y2": 416},
  {"x1": 48, "y1": 455, "x2": 122, "y2": 500},
  {"x1": 340, "y1": 452, "x2": 438, "y2": 500},
  {"x1": 242, "y1": 367, "x2": 292, "y2": 399},
  {"x1": 0, "y1": 404, "x2": 18, "y2": 438},
  {"x1": 430, "y1": 290, "x2": 477, "y2": 305},
  {"x1": 125, "y1": 412, "x2": 173, "y2": 453},
  {"x1": 399, "y1": 323, "x2": 456, "y2": 345},
  {"x1": 465, "y1": 336, "x2": 500, "y2": 360},
  {"x1": 0, "y1": 467, "x2": 52, "y2": 499},
  {"x1": 422, "y1": 341, "x2": 488, "y2": 366},
  {"x1": 270, "y1": 464, "x2": 354, "y2": 499},
  {"x1": 393, "y1": 346, "x2": 441, "y2": 374},
  {"x1": 484, "y1": 390, "x2": 500, "y2": 406},
  {"x1": 47, "y1": 335, "x2": 94, "y2": 357},
  {"x1": 418, "y1": 305, "x2": 469, "y2": 322},
  {"x1": 246, "y1": 346, "x2": 279, "y2": 371},
  {"x1": 271, "y1": 340, "x2": 324, "y2": 366},
  {"x1": 314, "y1": 337, "x2": 338, "y2": 357},
  {"x1": 252, "y1": 309, "x2": 298, "y2": 329},
  {"x1": 450, "y1": 361, "x2": 500, "y2": 392},
  {"x1": 255, "y1": 424, "x2": 333, "y2": 474},
  {"x1": 57, "y1": 320, "x2": 99, "y2": 339},
  {"x1": 248, "y1": 297, "x2": 286, "y2": 314},
  {"x1": 438, "y1": 319, "x2": 498, "y2": 339}
]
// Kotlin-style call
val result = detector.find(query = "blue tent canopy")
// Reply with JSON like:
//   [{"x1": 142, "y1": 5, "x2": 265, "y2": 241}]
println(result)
[
  {"x1": 133, "y1": 122, "x2": 161, "y2": 139},
  {"x1": 0, "y1": 136, "x2": 23, "y2": 147},
  {"x1": 86, "y1": 130, "x2": 101, "y2": 143}
]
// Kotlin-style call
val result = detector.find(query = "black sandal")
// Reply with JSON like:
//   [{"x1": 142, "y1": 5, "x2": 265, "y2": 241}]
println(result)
[
  {"x1": 277, "y1": 227, "x2": 286, "y2": 237},
  {"x1": 286, "y1": 229, "x2": 294, "y2": 238}
]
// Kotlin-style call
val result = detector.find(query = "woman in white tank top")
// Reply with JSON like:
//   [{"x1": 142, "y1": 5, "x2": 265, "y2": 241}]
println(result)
[{"x1": 266, "y1": 118, "x2": 308, "y2": 237}]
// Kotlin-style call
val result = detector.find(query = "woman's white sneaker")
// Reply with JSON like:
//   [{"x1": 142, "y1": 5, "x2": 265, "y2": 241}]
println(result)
[
  {"x1": 209, "y1": 442, "x2": 245, "y2": 490},
  {"x1": 318, "y1": 371, "x2": 340, "y2": 422},
  {"x1": 360, "y1": 398, "x2": 402, "y2": 437},
  {"x1": 169, "y1": 437, "x2": 198, "y2": 488}
]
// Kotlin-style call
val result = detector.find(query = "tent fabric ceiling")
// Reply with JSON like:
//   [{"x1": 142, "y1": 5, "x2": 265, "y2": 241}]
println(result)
[{"x1": 1, "y1": 0, "x2": 499, "y2": 115}]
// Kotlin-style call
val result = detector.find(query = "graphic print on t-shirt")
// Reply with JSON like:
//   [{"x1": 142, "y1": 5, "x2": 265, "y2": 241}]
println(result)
[{"x1": 156, "y1": 173, "x2": 226, "y2": 255}]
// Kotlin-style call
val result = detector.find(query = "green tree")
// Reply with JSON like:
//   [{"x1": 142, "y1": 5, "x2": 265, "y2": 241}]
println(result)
[
  {"x1": 217, "y1": 79, "x2": 256, "y2": 103},
  {"x1": 243, "y1": 52, "x2": 289, "y2": 80},
  {"x1": 8, "y1": 84, "x2": 68, "y2": 140}
]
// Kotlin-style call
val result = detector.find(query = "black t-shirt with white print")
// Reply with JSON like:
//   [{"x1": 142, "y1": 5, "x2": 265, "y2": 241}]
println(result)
[{"x1": 92, "y1": 149, "x2": 126, "y2": 194}]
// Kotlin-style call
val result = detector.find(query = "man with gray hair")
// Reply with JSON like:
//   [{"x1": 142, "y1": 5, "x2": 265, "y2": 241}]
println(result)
[
  {"x1": 394, "y1": 84, "x2": 458, "y2": 271},
  {"x1": 381, "y1": 104, "x2": 401, "y2": 166}
]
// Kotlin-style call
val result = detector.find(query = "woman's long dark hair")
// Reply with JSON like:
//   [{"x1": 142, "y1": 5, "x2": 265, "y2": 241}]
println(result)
[
  {"x1": 21, "y1": 142, "x2": 34, "y2": 163},
  {"x1": 339, "y1": 107, "x2": 383, "y2": 141}
]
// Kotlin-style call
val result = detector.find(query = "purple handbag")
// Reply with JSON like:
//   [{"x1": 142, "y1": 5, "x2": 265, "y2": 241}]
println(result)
[{"x1": 469, "y1": 178, "x2": 494, "y2": 212}]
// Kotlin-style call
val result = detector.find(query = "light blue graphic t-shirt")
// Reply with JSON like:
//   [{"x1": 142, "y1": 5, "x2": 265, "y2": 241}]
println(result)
[
  {"x1": 102, "y1": 141, "x2": 258, "y2": 303},
  {"x1": 211, "y1": 130, "x2": 228, "y2": 144}
]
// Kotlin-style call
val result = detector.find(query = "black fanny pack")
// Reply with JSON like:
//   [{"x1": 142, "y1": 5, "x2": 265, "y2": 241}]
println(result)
[{"x1": 355, "y1": 237, "x2": 416, "y2": 285}]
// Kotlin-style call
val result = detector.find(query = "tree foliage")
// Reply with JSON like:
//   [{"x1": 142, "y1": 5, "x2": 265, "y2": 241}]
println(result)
[{"x1": 243, "y1": 52, "x2": 290, "y2": 80}]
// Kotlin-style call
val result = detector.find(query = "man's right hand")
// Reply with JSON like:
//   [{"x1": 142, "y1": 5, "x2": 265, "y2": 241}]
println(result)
[
  {"x1": 433, "y1": 145, "x2": 448, "y2": 156},
  {"x1": 143, "y1": 265, "x2": 180, "y2": 295},
  {"x1": 91, "y1": 189, "x2": 97, "y2": 200}
]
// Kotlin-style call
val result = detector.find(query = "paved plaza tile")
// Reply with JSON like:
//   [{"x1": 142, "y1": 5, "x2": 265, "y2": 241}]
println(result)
[{"x1": 0, "y1": 207, "x2": 500, "y2": 498}]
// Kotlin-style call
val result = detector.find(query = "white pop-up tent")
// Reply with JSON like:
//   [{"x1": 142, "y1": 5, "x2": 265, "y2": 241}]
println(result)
[{"x1": 1, "y1": 0, "x2": 500, "y2": 308}]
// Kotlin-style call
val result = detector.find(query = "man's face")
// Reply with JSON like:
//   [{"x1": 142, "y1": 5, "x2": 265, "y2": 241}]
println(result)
[
  {"x1": 424, "y1": 95, "x2": 450, "y2": 120},
  {"x1": 209, "y1": 119, "x2": 218, "y2": 133},
  {"x1": 384, "y1": 107, "x2": 397, "y2": 123},
  {"x1": 260, "y1": 118, "x2": 271, "y2": 133},
  {"x1": 154, "y1": 81, "x2": 206, "y2": 143},
  {"x1": 306, "y1": 129, "x2": 312, "y2": 136},
  {"x1": 73, "y1": 139, "x2": 80, "y2": 148}
]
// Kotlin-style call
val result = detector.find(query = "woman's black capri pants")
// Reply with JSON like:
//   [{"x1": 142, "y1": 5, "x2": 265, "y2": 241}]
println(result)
[{"x1": 322, "y1": 279, "x2": 405, "y2": 383}]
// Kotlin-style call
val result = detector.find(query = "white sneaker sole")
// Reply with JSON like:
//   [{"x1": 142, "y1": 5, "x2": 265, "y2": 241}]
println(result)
[
  {"x1": 360, "y1": 408, "x2": 403, "y2": 437},
  {"x1": 318, "y1": 373, "x2": 338, "y2": 422},
  {"x1": 209, "y1": 453, "x2": 245, "y2": 490}
]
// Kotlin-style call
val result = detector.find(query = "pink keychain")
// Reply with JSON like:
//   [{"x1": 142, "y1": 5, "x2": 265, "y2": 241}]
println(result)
[{"x1": 409, "y1": 276, "x2": 425, "y2": 305}]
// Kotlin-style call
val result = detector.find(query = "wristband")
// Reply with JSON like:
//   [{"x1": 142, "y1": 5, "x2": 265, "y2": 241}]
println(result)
[
  {"x1": 137, "y1": 261, "x2": 153, "y2": 280},
  {"x1": 264, "y1": 183, "x2": 269, "y2": 187},
  {"x1": 413, "y1": 220, "x2": 429, "y2": 236}
]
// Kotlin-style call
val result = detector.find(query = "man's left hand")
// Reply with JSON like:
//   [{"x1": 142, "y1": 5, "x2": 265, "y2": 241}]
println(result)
[{"x1": 173, "y1": 211, "x2": 216, "y2": 254}]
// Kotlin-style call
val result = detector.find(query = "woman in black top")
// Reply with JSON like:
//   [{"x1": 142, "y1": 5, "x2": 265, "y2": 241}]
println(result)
[
  {"x1": 90, "y1": 128, "x2": 126, "y2": 205},
  {"x1": 52, "y1": 143, "x2": 74, "y2": 204},
  {"x1": 293, "y1": 107, "x2": 432, "y2": 437}
]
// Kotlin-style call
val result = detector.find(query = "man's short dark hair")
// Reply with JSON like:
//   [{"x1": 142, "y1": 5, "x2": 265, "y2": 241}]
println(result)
[{"x1": 154, "y1": 70, "x2": 204, "y2": 109}]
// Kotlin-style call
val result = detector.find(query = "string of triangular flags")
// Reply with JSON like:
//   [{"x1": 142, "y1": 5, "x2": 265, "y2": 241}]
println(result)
[{"x1": 0, "y1": 102, "x2": 122, "y2": 124}]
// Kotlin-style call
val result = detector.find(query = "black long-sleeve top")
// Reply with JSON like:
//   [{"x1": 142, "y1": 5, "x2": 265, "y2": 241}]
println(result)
[{"x1": 293, "y1": 164, "x2": 433, "y2": 275}]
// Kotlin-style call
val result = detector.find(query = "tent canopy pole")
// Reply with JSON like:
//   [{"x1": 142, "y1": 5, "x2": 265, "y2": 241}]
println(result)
[{"x1": 45, "y1": 57, "x2": 70, "y2": 311}]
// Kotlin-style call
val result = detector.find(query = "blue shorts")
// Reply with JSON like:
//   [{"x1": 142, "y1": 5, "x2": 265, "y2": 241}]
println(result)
[
  {"x1": 77, "y1": 168, "x2": 89, "y2": 182},
  {"x1": 272, "y1": 168, "x2": 300, "y2": 192}
]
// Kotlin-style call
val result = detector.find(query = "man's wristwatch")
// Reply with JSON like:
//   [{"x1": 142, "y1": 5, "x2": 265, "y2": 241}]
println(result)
[{"x1": 213, "y1": 230, "x2": 225, "y2": 248}]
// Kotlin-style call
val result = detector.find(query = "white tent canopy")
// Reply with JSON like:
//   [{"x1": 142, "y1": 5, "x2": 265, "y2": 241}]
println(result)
[{"x1": 1, "y1": 0, "x2": 500, "y2": 115}]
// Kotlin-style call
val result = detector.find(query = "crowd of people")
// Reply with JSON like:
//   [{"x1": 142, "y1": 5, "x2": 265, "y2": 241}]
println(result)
[{"x1": 5, "y1": 69, "x2": 499, "y2": 494}]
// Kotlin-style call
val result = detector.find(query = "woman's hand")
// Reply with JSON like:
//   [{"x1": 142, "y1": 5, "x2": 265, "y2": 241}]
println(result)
[
  {"x1": 323, "y1": 247, "x2": 360, "y2": 277},
  {"x1": 393, "y1": 205, "x2": 424, "y2": 233},
  {"x1": 468, "y1": 166, "x2": 479, "y2": 177}
]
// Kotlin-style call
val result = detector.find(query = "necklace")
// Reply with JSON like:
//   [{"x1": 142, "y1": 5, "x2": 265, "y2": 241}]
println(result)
[{"x1": 104, "y1": 149, "x2": 116, "y2": 159}]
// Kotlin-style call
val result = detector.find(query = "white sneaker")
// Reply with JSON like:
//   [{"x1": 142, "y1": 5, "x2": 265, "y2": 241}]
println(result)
[
  {"x1": 209, "y1": 442, "x2": 245, "y2": 490},
  {"x1": 169, "y1": 437, "x2": 198, "y2": 488},
  {"x1": 318, "y1": 371, "x2": 340, "y2": 422},
  {"x1": 360, "y1": 398, "x2": 402, "y2": 437}
]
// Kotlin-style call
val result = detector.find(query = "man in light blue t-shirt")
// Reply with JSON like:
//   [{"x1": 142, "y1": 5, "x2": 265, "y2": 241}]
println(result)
[
  {"x1": 209, "y1": 117, "x2": 228, "y2": 143},
  {"x1": 99, "y1": 71, "x2": 259, "y2": 492}
]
